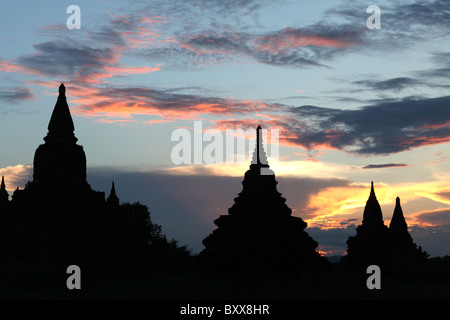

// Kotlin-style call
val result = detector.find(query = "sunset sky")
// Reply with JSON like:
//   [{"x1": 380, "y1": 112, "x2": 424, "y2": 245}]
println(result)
[{"x1": 1, "y1": 0, "x2": 450, "y2": 257}]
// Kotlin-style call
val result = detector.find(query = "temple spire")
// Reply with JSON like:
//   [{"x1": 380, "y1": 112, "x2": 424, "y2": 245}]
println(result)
[
  {"x1": 389, "y1": 197, "x2": 408, "y2": 231},
  {"x1": 111, "y1": 181, "x2": 116, "y2": 196},
  {"x1": 251, "y1": 125, "x2": 269, "y2": 167},
  {"x1": 44, "y1": 83, "x2": 77, "y2": 143},
  {"x1": 0, "y1": 176, "x2": 9, "y2": 203},
  {"x1": 362, "y1": 181, "x2": 383, "y2": 225},
  {"x1": 59, "y1": 83, "x2": 66, "y2": 96},
  {"x1": 107, "y1": 181, "x2": 120, "y2": 207}
]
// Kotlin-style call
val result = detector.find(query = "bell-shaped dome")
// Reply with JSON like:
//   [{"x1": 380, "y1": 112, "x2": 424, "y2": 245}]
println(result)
[{"x1": 33, "y1": 84, "x2": 87, "y2": 187}]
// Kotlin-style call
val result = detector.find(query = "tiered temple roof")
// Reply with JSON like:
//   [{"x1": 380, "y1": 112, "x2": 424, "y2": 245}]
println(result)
[{"x1": 198, "y1": 126, "x2": 327, "y2": 270}]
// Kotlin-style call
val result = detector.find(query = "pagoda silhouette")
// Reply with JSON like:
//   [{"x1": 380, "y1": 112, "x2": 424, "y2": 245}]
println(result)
[
  {"x1": 345, "y1": 182, "x2": 426, "y2": 268},
  {"x1": 0, "y1": 84, "x2": 119, "y2": 254},
  {"x1": 198, "y1": 126, "x2": 328, "y2": 271}
]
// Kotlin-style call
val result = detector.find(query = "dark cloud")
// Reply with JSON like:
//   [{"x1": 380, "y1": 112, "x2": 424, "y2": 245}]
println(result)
[
  {"x1": 353, "y1": 77, "x2": 424, "y2": 92},
  {"x1": 307, "y1": 225, "x2": 356, "y2": 255},
  {"x1": 363, "y1": 163, "x2": 408, "y2": 169},
  {"x1": 419, "y1": 67, "x2": 450, "y2": 80},
  {"x1": 189, "y1": 0, "x2": 275, "y2": 12},
  {"x1": 0, "y1": 87, "x2": 33, "y2": 103},
  {"x1": 390, "y1": 0, "x2": 450, "y2": 31},
  {"x1": 140, "y1": 45, "x2": 233, "y2": 70},
  {"x1": 351, "y1": 75, "x2": 450, "y2": 93},
  {"x1": 17, "y1": 40, "x2": 116, "y2": 77},
  {"x1": 414, "y1": 52, "x2": 450, "y2": 80},
  {"x1": 286, "y1": 95, "x2": 450, "y2": 155},
  {"x1": 330, "y1": 0, "x2": 450, "y2": 41},
  {"x1": 185, "y1": 33, "x2": 249, "y2": 53},
  {"x1": 136, "y1": 0, "x2": 368, "y2": 70},
  {"x1": 141, "y1": 0, "x2": 278, "y2": 28},
  {"x1": 89, "y1": 27, "x2": 125, "y2": 46},
  {"x1": 414, "y1": 209, "x2": 450, "y2": 226},
  {"x1": 152, "y1": 23, "x2": 365, "y2": 69},
  {"x1": 252, "y1": 50, "x2": 327, "y2": 68},
  {"x1": 410, "y1": 224, "x2": 450, "y2": 257}
]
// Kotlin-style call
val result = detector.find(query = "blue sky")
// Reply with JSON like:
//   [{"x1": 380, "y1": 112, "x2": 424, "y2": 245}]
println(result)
[{"x1": 2, "y1": 0, "x2": 450, "y2": 256}]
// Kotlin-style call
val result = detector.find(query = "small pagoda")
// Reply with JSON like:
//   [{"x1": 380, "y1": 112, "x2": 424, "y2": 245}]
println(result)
[
  {"x1": 198, "y1": 126, "x2": 327, "y2": 270},
  {"x1": 389, "y1": 197, "x2": 425, "y2": 261},
  {"x1": 346, "y1": 183, "x2": 425, "y2": 268}
]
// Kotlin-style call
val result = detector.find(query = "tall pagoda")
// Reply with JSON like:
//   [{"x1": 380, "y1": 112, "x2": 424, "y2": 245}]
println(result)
[
  {"x1": 198, "y1": 126, "x2": 327, "y2": 270},
  {"x1": 346, "y1": 182, "x2": 390, "y2": 267},
  {"x1": 3, "y1": 84, "x2": 111, "y2": 251}
]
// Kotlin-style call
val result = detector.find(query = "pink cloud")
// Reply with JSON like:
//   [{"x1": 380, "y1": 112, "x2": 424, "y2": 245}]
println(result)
[
  {"x1": 254, "y1": 27, "x2": 361, "y2": 54},
  {"x1": 0, "y1": 60, "x2": 43, "y2": 76}
]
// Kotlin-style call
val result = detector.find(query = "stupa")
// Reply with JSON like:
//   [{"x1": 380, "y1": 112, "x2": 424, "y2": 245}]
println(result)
[
  {"x1": 346, "y1": 182, "x2": 390, "y2": 266},
  {"x1": 198, "y1": 126, "x2": 327, "y2": 270},
  {"x1": 12, "y1": 84, "x2": 105, "y2": 208},
  {"x1": 389, "y1": 197, "x2": 423, "y2": 260},
  {"x1": 5, "y1": 84, "x2": 109, "y2": 250},
  {"x1": 32, "y1": 84, "x2": 94, "y2": 196},
  {"x1": 346, "y1": 183, "x2": 425, "y2": 268}
]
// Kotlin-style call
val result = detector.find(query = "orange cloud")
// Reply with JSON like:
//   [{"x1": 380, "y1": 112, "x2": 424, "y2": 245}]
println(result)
[
  {"x1": 66, "y1": 89, "x2": 276, "y2": 122},
  {"x1": 93, "y1": 118, "x2": 134, "y2": 124},
  {"x1": 412, "y1": 208, "x2": 450, "y2": 226},
  {"x1": 255, "y1": 27, "x2": 359, "y2": 54},
  {"x1": 303, "y1": 179, "x2": 450, "y2": 229},
  {"x1": 143, "y1": 119, "x2": 175, "y2": 125}
]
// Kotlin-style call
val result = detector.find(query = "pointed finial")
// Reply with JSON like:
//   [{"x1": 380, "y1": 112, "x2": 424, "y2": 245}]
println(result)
[
  {"x1": 368, "y1": 181, "x2": 377, "y2": 199},
  {"x1": 107, "y1": 180, "x2": 120, "y2": 206},
  {"x1": 59, "y1": 83, "x2": 66, "y2": 96},
  {"x1": 256, "y1": 126, "x2": 261, "y2": 165},
  {"x1": 390, "y1": 196, "x2": 407, "y2": 230},
  {"x1": 1, "y1": 176, "x2": 5, "y2": 190},
  {"x1": 44, "y1": 83, "x2": 76, "y2": 143}
]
